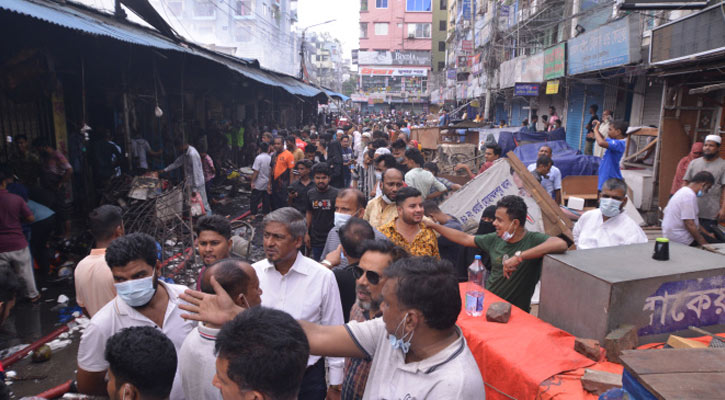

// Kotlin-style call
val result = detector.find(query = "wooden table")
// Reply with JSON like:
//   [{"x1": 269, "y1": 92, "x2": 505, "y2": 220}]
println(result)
[{"x1": 619, "y1": 348, "x2": 725, "y2": 400}]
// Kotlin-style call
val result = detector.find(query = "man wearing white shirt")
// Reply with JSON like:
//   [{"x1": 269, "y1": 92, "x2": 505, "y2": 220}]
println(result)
[
  {"x1": 76, "y1": 233, "x2": 195, "y2": 400},
  {"x1": 162, "y1": 137, "x2": 211, "y2": 214},
  {"x1": 252, "y1": 207, "x2": 345, "y2": 400},
  {"x1": 527, "y1": 145, "x2": 562, "y2": 204},
  {"x1": 573, "y1": 178, "x2": 647, "y2": 249},
  {"x1": 663, "y1": 171, "x2": 715, "y2": 247}
]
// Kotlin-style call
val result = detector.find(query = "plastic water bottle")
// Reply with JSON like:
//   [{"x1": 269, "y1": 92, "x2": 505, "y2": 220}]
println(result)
[{"x1": 465, "y1": 255, "x2": 485, "y2": 316}]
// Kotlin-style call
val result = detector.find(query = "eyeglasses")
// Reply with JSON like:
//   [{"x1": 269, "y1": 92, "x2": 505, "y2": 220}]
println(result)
[{"x1": 352, "y1": 265, "x2": 381, "y2": 285}]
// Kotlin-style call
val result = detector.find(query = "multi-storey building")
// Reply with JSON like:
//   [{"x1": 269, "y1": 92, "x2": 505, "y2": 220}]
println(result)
[
  {"x1": 304, "y1": 32, "x2": 345, "y2": 92},
  {"x1": 150, "y1": 0, "x2": 300, "y2": 75},
  {"x1": 354, "y1": 0, "x2": 433, "y2": 112}
]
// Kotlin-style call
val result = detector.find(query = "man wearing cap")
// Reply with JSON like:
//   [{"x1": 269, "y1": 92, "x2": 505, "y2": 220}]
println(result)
[{"x1": 683, "y1": 135, "x2": 725, "y2": 242}]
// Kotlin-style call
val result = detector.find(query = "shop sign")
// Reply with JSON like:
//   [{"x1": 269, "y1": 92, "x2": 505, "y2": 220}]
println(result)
[
  {"x1": 543, "y1": 43, "x2": 566, "y2": 80},
  {"x1": 447, "y1": 68, "x2": 457, "y2": 80},
  {"x1": 567, "y1": 16, "x2": 641, "y2": 75},
  {"x1": 514, "y1": 83, "x2": 540, "y2": 96},
  {"x1": 359, "y1": 67, "x2": 428, "y2": 77},
  {"x1": 650, "y1": 5, "x2": 725, "y2": 65},
  {"x1": 358, "y1": 51, "x2": 431, "y2": 66},
  {"x1": 471, "y1": 54, "x2": 482, "y2": 75},
  {"x1": 546, "y1": 80, "x2": 560, "y2": 95}
]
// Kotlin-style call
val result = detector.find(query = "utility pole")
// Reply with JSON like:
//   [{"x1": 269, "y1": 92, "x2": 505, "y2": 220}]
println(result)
[{"x1": 298, "y1": 19, "x2": 336, "y2": 81}]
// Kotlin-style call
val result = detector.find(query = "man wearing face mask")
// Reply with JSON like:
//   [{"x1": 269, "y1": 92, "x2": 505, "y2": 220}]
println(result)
[
  {"x1": 572, "y1": 178, "x2": 647, "y2": 250},
  {"x1": 364, "y1": 168, "x2": 404, "y2": 230},
  {"x1": 178, "y1": 256, "x2": 484, "y2": 399},
  {"x1": 320, "y1": 189, "x2": 387, "y2": 268},
  {"x1": 76, "y1": 233, "x2": 195, "y2": 399},
  {"x1": 663, "y1": 171, "x2": 716, "y2": 247},
  {"x1": 683, "y1": 135, "x2": 725, "y2": 242},
  {"x1": 104, "y1": 326, "x2": 177, "y2": 400},
  {"x1": 426, "y1": 195, "x2": 568, "y2": 312},
  {"x1": 179, "y1": 259, "x2": 263, "y2": 400}
]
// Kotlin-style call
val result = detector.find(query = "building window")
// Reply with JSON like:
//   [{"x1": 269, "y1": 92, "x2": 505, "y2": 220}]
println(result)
[
  {"x1": 360, "y1": 23, "x2": 368, "y2": 38},
  {"x1": 439, "y1": 20, "x2": 446, "y2": 31},
  {"x1": 233, "y1": 0, "x2": 252, "y2": 16},
  {"x1": 408, "y1": 23, "x2": 431, "y2": 38},
  {"x1": 438, "y1": 61, "x2": 445, "y2": 71},
  {"x1": 438, "y1": 41, "x2": 445, "y2": 51},
  {"x1": 374, "y1": 22, "x2": 389, "y2": 36},
  {"x1": 376, "y1": 0, "x2": 388, "y2": 8},
  {"x1": 440, "y1": 0, "x2": 447, "y2": 9},
  {"x1": 406, "y1": 0, "x2": 432, "y2": 12},
  {"x1": 361, "y1": 0, "x2": 368, "y2": 11},
  {"x1": 192, "y1": 0, "x2": 215, "y2": 18}
]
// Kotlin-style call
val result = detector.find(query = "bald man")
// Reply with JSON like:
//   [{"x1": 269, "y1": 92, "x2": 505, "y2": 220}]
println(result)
[
  {"x1": 179, "y1": 259, "x2": 262, "y2": 400},
  {"x1": 363, "y1": 168, "x2": 405, "y2": 229}
]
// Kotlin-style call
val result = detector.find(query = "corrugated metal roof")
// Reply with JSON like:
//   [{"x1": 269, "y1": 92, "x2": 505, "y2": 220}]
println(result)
[{"x1": 0, "y1": 0, "x2": 324, "y2": 99}]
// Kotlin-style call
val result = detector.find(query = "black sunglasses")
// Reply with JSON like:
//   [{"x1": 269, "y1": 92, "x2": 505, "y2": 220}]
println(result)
[{"x1": 352, "y1": 265, "x2": 381, "y2": 285}]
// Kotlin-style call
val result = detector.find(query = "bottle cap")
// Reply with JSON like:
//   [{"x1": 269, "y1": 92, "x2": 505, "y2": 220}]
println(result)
[
  {"x1": 656, "y1": 238, "x2": 669, "y2": 243},
  {"x1": 474, "y1": 255, "x2": 481, "y2": 260}
]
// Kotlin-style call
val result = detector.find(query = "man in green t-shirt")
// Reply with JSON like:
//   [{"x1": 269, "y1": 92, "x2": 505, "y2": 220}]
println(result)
[{"x1": 426, "y1": 195, "x2": 568, "y2": 312}]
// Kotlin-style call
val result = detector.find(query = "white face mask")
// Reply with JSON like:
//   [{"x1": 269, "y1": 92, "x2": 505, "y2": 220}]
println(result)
[
  {"x1": 374, "y1": 171, "x2": 383, "y2": 181},
  {"x1": 382, "y1": 194, "x2": 394, "y2": 205},
  {"x1": 114, "y1": 275, "x2": 156, "y2": 307},
  {"x1": 334, "y1": 212, "x2": 352, "y2": 230},
  {"x1": 498, "y1": 221, "x2": 516, "y2": 242}
]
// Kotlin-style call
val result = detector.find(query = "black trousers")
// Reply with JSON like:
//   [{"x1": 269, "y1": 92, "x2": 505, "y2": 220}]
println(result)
[
  {"x1": 249, "y1": 189, "x2": 270, "y2": 215},
  {"x1": 31, "y1": 216, "x2": 55, "y2": 284},
  {"x1": 297, "y1": 358, "x2": 326, "y2": 400},
  {"x1": 699, "y1": 218, "x2": 725, "y2": 243}
]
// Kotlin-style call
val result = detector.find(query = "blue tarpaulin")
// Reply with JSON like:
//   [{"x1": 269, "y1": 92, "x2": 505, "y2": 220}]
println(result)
[
  {"x1": 515, "y1": 127, "x2": 567, "y2": 143},
  {"x1": 513, "y1": 140, "x2": 600, "y2": 178}
]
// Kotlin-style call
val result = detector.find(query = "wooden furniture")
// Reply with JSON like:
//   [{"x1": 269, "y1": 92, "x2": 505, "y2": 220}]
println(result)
[
  {"x1": 561, "y1": 175, "x2": 599, "y2": 206},
  {"x1": 620, "y1": 348, "x2": 725, "y2": 400}
]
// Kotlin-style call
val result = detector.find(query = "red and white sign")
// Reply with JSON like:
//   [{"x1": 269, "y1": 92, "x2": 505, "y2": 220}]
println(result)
[{"x1": 359, "y1": 67, "x2": 429, "y2": 77}]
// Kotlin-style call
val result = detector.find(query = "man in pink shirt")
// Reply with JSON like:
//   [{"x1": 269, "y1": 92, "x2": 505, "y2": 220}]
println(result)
[
  {"x1": 74, "y1": 205, "x2": 123, "y2": 317},
  {"x1": 0, "y1": 165, "x2": 38, "y2": 301}
]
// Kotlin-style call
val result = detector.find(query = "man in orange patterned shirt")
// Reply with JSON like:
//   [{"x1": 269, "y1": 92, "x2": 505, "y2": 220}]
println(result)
[{"x1": 379, "y1": 187, "x2": 439, "y2": 258}]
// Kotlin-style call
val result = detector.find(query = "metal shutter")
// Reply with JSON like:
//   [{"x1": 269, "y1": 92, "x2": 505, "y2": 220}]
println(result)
[
  {"x1": 642, "y1": 82, "x2": 663, "y2": 127},
  {"x1": 511, "y1": 99, "x2": 526, "y2": 127},
  {"x1": 565, "y1": 83, "x2": 605, "y2": 150}
]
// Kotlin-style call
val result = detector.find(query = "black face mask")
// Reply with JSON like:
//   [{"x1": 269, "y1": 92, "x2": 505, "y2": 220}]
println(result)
[{"x1": 476, "y1": 220, "x2": 496, "y2": 235}]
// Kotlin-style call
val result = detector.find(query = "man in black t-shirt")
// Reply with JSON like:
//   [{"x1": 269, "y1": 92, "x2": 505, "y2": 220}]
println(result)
[
  {"x1": 288, "y1": 159, "x2": 314, "y2": 215},
  {"x1": 584, "y1": 104, "x2": 599, "y2": 156},
  {"x1": 306, "y1": 162, "x2": 339, "y2": 261}
]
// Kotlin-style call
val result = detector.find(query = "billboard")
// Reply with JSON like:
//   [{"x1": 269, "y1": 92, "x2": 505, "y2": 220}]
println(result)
[
  {"x1": 357, "y1": 51, "x2": 431, "y2": 66},
  {"x1": 359, "y1": 67, "x2": 429, "y2": 77}
]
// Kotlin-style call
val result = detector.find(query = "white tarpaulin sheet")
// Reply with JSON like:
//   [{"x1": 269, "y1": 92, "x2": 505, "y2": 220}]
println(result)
[{"x1": 440, "y1": 159, "x2": 545, "y2": 233}]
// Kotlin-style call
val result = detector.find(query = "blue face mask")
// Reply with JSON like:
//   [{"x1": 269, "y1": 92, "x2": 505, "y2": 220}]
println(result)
[
  {"x1": 697, "y1": 190, "x2": 704, "y2": 198},
  {"x1": 599, "y1": 197, "x2": 622, "y2": 218},
  {"x1": 114, "y1": 275, "x2": 157, "y2": 307},
  {"x1": 389, "y1": 312, "x2": 414, "y2": 354}
]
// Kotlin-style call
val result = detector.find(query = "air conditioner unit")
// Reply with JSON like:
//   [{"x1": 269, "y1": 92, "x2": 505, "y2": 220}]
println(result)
[{"x1": 408, "y1": 33, "x2": 416, "y2": 39}]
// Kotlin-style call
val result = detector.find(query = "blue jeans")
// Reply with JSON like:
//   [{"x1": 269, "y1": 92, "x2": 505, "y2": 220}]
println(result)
[{"x1": 311, "y1": 246, "x2": 325, "y2": 262}]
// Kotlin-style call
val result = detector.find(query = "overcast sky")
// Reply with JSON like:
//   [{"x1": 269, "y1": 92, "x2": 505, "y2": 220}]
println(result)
[{"x1": 297, "y1": 0, "x2": 359, "y2": 63}]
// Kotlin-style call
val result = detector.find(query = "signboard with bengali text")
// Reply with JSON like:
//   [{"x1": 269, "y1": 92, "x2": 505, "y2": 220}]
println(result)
[{"x1": 543, "y1": 43, "x2": 566, "y2": 80}]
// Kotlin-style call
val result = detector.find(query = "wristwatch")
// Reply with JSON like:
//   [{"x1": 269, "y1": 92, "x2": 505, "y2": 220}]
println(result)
[
  {"x1": 514, "y1": 251, "x2": 523, "y2": 263},
  {"x1": 321, "y1": 260, "x2": 333, "y2": 268},
  {"x1": 329, "y1": 384, "x2": 342, "y2": 391}
]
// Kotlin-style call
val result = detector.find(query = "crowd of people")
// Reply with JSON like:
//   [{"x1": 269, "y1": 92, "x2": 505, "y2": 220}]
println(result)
[{"x1": 1, "y1": 108, "x2": 724, "y2": 400}]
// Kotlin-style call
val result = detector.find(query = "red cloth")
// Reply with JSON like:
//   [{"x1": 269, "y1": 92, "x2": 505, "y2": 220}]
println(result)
[
  {"x1": 457, "y1": 285, "x2": 596, "y2": 400},
  {"x1": 670, "y1": 142, "x2": 703, "y2": 195}
]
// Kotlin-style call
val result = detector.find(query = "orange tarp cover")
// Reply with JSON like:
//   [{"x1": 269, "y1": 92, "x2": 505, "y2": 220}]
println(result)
[{"x1": 457, "y1": 285, "x2": 597, "y2": 400}]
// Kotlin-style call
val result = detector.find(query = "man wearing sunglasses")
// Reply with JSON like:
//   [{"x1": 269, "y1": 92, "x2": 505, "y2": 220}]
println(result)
[
  {"x1": 344, "y1": 240, "x2": 407, "y2": 400},
  {"x1": 179, "y1": 256, "x2": 485, "y2": 399},
  {"x1": 330, "y1": 218, "x2": 376, "y2": 323}
]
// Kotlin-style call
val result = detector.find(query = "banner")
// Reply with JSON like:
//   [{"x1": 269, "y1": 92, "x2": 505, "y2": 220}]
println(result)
[
  {"x1": 358, "y1": 50, "x2": 431, "y2": 66},
  {"x1": 441, "y1": 159, "x2": 544, "y2": 233},
  {"x1": 543, "y1": 43, "x2": 566, "y2": 80},
  {"x1": 514, "y1": 83, "x2": 540, "y2": 96},
  {"x1": 359, "y1": 67, "x2": 428, "y2": 77}
]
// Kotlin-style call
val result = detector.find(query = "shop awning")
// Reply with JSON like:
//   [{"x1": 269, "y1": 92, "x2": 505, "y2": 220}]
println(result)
[
  {"x1": 1, "y1": 0, "x2": 324, "y2": 99},
  {"x1": 323, "y1": 89, "x2": 350, "y2": 102}
]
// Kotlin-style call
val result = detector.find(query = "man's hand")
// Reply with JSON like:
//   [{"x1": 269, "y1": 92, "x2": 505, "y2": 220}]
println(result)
[
  {"x1": 305, "y1": 233, "x2": 312, "y2": 249},
  {"x1": 267, "y1": 184, "x2": 272, "y2": 195},
  {"x1": 324, "y1": 245, "x2": 343, "y2": 268},
  {"x1": 502, "y1": 255, "x2": 521, "y2": 279},
  {"x1": 179, "y1": 276, "x2": 244, "y2": 326},
  {"x1": 422, "y1": 218, "x2": 437, "y2": 229},
  {"x1": 716, "y1": 207, "x2": 725, "y2": 222}
]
